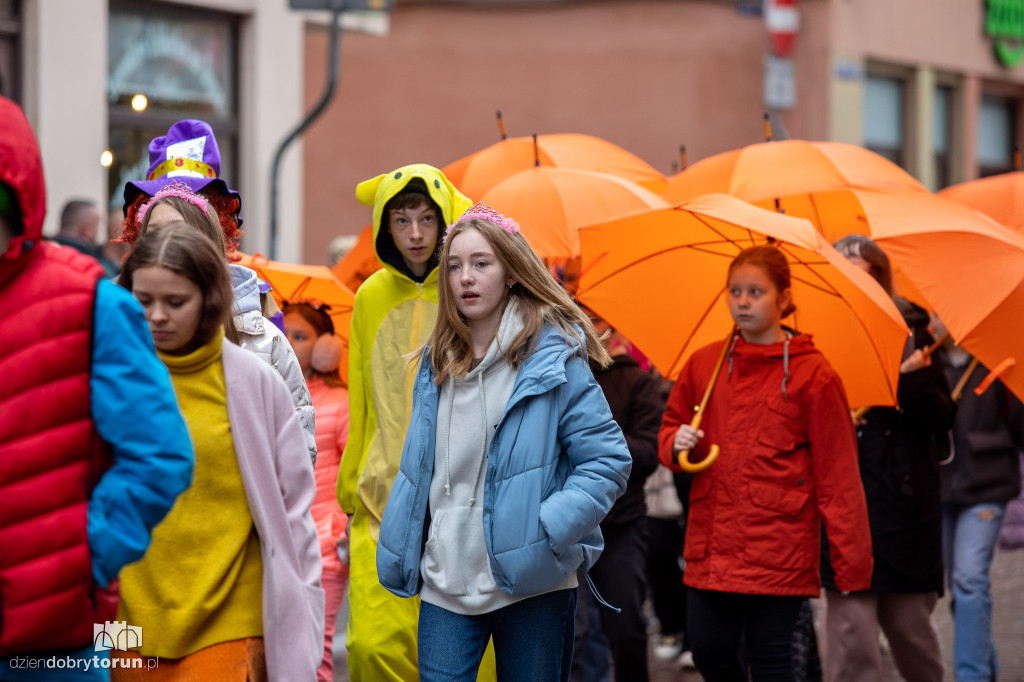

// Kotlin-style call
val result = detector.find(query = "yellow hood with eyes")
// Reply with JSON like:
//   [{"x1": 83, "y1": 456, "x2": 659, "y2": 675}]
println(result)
[{"x1": 355, "y1": 163, "x2": 472, "y2": 275}]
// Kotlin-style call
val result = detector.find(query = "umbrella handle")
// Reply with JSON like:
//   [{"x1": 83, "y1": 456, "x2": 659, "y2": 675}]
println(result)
[
  {"x1": 950, "y1": 357, "x2": 980, "y2": 402},
  {"x1": 678, "y1": 444, "x2": 720, "y2": 473},
  {"x1": 677, "y1": 408, "x2": 721, "y2": 472},
  {"x1": 675, "y1": 327, "x2": 734, "y2": 473}
]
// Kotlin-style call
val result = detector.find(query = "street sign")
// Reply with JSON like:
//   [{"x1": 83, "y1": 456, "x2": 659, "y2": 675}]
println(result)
[
  {"x1": 764, "y1": 0, "x2": 799, "y2": 57},
  {"x1": 289, "y1": 0, "x2": 392, "y2": 10},
  {"x1": 764, "y1": 54, "x2": 796, "y2": 110}
]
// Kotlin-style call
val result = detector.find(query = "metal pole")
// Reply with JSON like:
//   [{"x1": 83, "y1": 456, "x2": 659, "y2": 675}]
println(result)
[{"x1": 269, "y1": 4, "x2": 343, "y2": 260}]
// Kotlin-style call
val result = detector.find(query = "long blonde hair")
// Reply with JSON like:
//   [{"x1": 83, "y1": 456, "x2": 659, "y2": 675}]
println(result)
[{"x1": 428, "y1": 218, "x2": 610, "y2": 384}]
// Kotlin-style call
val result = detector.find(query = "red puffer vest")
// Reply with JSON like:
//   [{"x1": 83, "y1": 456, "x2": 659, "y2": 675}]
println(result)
[{"x1": 0, "y1": 241, "x2": 112, "y2": 655}]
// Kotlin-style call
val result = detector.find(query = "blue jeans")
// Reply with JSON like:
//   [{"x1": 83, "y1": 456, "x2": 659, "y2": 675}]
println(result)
[
  {"x1": 942, "y1": 502, "x2": 1006, "y2": 682},
  {"x1": 418, "y1": 589, "x2": 577, "y2": 682},
  {"x1": 569, "y1": 584, "x2": 610, "y2": 682}
]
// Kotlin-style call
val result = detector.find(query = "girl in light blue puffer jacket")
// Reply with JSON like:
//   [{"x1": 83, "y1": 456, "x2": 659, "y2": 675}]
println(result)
[{"x1": 377, "y1": 205, "x2": 630, "y2": 682}]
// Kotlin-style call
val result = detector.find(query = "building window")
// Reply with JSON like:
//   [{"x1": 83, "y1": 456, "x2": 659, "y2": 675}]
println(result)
[
  {"x1": 107, "y1": 1, "x2": 239, "y2": 210},
  {"x1": 977, "y1": 94, "x2": 1016, "y2": 178},
  {"x1": 933, "y1": 85, "x2": 952, "y2": 189},
  {"x1": 0, "y1": 0, "x2": 20, "y2": 102},
  {"x1": 864, "y1": 74, "x2": 905, "y2": 167}
]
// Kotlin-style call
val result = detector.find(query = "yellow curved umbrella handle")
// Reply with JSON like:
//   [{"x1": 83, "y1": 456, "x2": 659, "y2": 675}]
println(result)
[
  {"x1": 674, "y1": 326, "x2": 735, "y2": 474},
  {"x1": 677, "y1": 443, "x2": 720, "y2": 473}
]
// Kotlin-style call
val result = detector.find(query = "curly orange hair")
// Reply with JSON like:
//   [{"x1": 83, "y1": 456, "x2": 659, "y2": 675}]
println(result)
[{"x1": 123, "y1": 187, "x2": 244, "y2": 262}]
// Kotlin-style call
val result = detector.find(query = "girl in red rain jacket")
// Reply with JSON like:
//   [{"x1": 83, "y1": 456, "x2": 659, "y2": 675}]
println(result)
[
  {"x1": 659, "y1": 245, "x2": 873, "y2": 682},
  {"x1": 283, "y1": 302, "x2": 350, "y2": 682}
]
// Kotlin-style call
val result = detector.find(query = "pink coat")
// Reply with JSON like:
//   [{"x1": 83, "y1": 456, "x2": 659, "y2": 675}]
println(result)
[
  {"x1": 307, "y1": 376, "x2": 349, "y2": 574},
  {"x1": 223, "y1": 341, "x2": 324, "y2": 681}
]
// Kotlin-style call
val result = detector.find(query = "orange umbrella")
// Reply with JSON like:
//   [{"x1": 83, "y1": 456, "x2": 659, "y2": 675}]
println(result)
[
  {"x1": 238, "y1": 253, "x2": 355, "y2": 343},
  {"x1": 576, "y1": 194, "x2": 909, "y2": 409},
  {"x1": 761, "y1": 186, "x2": 1024, "y2": 307},
  {"x1": 331, "y1": 224, "x2": 382, "y2": 291},
  {"x1": 938, "y1": 171, "x2": 1024, "y2": 235},
  {"x1": 661, "y1": 140, "x2": 933, "y2": 305},
  {"x1": 478, "y1": 166, "x2": 669, "y2": 260},
  {"x1": 662, "y1": 139, "x2": 927, "y2": 204},
  {"x1": 839, "y1": 189, "x2": 1024, "y2": 403},
  {"x1": 444, "y1": 133, "x2": 668, "y2": 199}
]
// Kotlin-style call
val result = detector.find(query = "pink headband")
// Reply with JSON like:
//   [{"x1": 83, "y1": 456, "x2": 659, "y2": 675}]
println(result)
[
  {"x1": 136, "y1": 179, "x2": 210, "y2": 225},
  {"x1": 444, "y1": 203, "x2": 521, "y2": 243}
]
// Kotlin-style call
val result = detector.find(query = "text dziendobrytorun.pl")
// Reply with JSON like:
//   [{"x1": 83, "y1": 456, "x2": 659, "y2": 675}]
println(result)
[{"x1": 6, "y1": 655, "x2": 158, "y2": 671}]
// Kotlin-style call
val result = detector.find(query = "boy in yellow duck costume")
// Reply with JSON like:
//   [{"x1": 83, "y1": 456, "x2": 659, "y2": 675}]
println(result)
[{"x1": 339, "y1": 164, "x2": 493, "y2": 680}]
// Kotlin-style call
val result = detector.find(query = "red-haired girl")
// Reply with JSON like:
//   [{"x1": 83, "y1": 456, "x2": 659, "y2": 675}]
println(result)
[{"x1": 659, "y1": 245, "x2": 873, "y2": 681}]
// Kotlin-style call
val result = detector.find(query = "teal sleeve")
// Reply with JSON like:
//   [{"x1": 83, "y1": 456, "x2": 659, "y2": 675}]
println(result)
[{"x1": 87, "y1": 279, "x2": 195, "y2": 586}]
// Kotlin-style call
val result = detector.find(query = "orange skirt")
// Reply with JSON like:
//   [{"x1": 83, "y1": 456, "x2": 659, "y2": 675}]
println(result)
[{"x1": 109, "y1": 637, "x2": 266, "y2": 682}]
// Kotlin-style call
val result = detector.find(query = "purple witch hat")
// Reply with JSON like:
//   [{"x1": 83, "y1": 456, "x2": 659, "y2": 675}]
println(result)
[{"x1": 122, "y1": 119, "x2": 241, "y2": 217}]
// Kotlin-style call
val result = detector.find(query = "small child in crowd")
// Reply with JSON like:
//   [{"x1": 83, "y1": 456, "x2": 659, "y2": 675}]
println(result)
[{"x1": 283, "y1": 301, "x2": 352, "y2": 682}]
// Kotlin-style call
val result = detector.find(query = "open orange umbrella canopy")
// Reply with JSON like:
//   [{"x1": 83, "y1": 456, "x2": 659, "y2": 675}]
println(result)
[
  {"x1": 237, "y1": 254, "x2": 355, "y2": 343},
  {"x1": 577, "y1": 194, "x2": 909, "y2": 408},
  {"x1": 938, "y1": 171, "x2": 1024, "y2": 235},
  {"x1": 443, "y1": 133, "x2": 668, "y2": 199},
  {"x1": 764, "y1": 186, "x2": 1024, "y2": 306},
  {"x1": 478, "y1": 166, "x2": 669, "y2": 260},
  {"x1": 662, "y1": 139, "x2": 927, "y2": 204},
  {"x1": 843, "y1": 190, "x2": 1024, "y2": 403}
]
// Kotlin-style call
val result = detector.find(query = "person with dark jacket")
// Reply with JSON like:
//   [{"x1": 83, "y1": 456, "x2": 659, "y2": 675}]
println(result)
[
  {"x1": 571, "y1": 316, "x2": 664, "y2": 682},
  {"x1": 933, "y1": 315, "x2": 1024, "y2": 682},
  {"x1": 823, "y1": 236, "x2": 954, "y2": 682},
  {"x1": 0, "y1": 96, "x2": 193, "y2": 679}
]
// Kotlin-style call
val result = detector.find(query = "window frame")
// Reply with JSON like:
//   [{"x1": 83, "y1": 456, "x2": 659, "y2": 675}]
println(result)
[{"x1": 106, "y1": 0, "x2": 241, "y2": 209}]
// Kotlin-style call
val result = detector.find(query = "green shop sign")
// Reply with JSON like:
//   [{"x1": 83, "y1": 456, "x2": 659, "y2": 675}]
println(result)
[{"x1": 987, "y1": 0, "x2": 1024, "y2": 67}]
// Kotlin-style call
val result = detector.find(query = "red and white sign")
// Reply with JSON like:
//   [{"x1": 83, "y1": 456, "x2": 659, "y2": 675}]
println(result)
[{"x1": 764, "y1": 0, "x2": 800, "y2": 57}]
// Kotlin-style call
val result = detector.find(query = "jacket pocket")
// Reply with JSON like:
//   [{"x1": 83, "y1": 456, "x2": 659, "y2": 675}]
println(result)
[
  {"x1": 742, "y1": 480, "x2": 813, "y2": 570},
  {"x1": 683, "y1": 475, "x2": 714, "y2": 561},
  {"x1": 756, "y1": 401, "x2": 807, "y2": 454}
]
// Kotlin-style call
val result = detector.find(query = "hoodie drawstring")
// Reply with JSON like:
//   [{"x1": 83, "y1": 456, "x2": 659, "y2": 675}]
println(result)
[
  {"x1": 582, "y1": 569, "x2": 621, "y2": 613},
  {"x1": 444, "y1": 376, "x2": 454, "y2": 497},
  {"x1": 781, "y1": 335, "x2": 791, "y2": 401},
  {"x1": 443, "y1": 372, "x2": 490, "y2": 508},
  {"x1": 726, "y1": 333, "x2": 741, "y2": 379}
]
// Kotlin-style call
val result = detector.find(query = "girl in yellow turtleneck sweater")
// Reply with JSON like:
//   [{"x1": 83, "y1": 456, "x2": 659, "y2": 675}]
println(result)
[{"x1": 112, "y1": 224, "x2": 323, "y2": 681}]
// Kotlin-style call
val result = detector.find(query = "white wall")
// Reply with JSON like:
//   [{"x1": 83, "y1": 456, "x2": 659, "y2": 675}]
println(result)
[
  {"x1": 22, "y1": 0, "x2": 108, "y2": 238},
  {"x1": 21, "y1": 0, "x2": 305, "y2": 259}
]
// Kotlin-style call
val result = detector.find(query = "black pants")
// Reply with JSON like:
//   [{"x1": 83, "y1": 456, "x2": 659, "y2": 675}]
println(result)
[
  {"x1": 645, "y1": 516, "x2": 688, "y2": 638},
  {"x1": 578, "y1": 519, "x2": 650, "y2": 682},
  {"x1": 687, "y1": 587, "x2": 803, "y2": 682}
]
